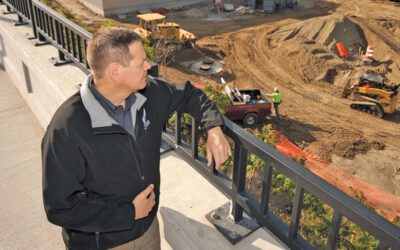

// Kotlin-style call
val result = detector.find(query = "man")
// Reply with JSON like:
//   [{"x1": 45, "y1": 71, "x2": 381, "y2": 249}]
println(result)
[
  {"x1": 255, "y1": 0, "x2": 263, "y2": 10},
  {"x1": 41, "y1": 27, "x2": 231, "y2": 250},
  {"x1": 215, "y1": 0, "x2": 223, "y2": 13},
  {"x1": 265, "y1": 87, "x2": 282, "y2": 119},
  {"x1": 274, "y1": 0, "x2": 281, "y2": 11}
]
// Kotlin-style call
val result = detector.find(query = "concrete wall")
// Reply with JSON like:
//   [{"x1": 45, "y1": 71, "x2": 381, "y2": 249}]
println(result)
[
  {"x1": 78, "y1": 0, "x2": 105, "y2": 16},
  {"x1": 0, "y1": 12, "x2": 86, "y2": 129},
  {"x1": 79, "y1": 0, "x2": 203, "y2": 17},
  {"x1": 297, "y1": 0, "x2": 315, "y2": 9}
]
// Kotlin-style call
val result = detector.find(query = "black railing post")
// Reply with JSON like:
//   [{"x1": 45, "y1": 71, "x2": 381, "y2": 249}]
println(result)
[
  {"x1": 288, "y1": 186, "x2": 304, "y2": 240},
  {"x1": 50, "y1": 49, "x2": 72, "y2": 66},
  {"x1": 37, "y1": 32, "x2": 48, "y2": 44},
  {"x1": 58, "y1": 49, "x2": 66, "y2": 61},
  {"x1": 32, "y1": 5, "x2": 49, "y2": 46},
  {"x1": 191, "y1": 119, "x2": 198, "y2": 159},
  {"x1": 27, "y1": 0, "x2": 37, "y2": 39},
  {"x1": 3, "y1": 4, "x2": 15, "y2": 14},
  {"x1": 175, "y1": 113, "x2": 182, "y2": 146},
  {"x1": 14, "y1": 14, "x2": 28, "y2": 26},
  {"x1": 260, "y1": 162, "x2": 273, "y2": 215},
  {"x1": 327, "y1": 210, "x2": 343, "y2": 250},
  {"x1": 76, "y1": 35, "x2": 83, "y2": 63},
  {"x1": 231, "y1": 142, "x2": 247, "y2": 222}
]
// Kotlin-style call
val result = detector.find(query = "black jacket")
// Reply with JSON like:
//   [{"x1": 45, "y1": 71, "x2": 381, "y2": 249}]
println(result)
[{"x1": 41, "y1": 76, "x2": 223, "y2": 249}]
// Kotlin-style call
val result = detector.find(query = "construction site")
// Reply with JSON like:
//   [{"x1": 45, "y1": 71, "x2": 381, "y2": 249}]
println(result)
[
  {"x1": 1, "y1": 0, "x2": 400, "y2": 248},
  {"x1": 47, "y1": 0, "x2": 400, "y2": 203}
]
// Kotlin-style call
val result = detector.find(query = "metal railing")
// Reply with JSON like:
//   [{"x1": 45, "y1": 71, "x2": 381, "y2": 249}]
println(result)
[
  {"x1": 3, "y1": 0, "x2": 91, "y2": 73},
  {"x1": 2, "y1": 1, "x2": 400, "y2": 249},
  {"x1": 31, "y1": 0, "x2": 91, "y2": 72},
  {"x1": 2, "y1": 0, "x2": 159, "y2": 76},
  {"x1": 163, "y1": 115, "x2": 400, "y2": 249}
]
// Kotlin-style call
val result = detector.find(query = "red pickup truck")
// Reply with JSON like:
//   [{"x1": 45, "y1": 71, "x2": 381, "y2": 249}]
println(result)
[{"x1": 224, "y1": 87, "x2": 272, "y2": 126}]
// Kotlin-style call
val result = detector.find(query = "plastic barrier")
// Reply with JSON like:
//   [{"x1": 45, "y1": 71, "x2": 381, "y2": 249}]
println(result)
[
  {"x1": 336, "y1": 42, "x2": 349, "y2": 59},
  {"x1": 275, "y1": 132, "x2": 400, "y2": 219}
]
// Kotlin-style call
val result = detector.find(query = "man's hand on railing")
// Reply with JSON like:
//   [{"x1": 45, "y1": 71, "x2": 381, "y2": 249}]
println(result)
[{"x1": 206, "y1": 126, "x2": 232, "y2": 168}]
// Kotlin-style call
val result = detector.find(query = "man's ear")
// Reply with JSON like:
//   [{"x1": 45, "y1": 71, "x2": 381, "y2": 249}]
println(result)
[{"x1": 106, "y1": 62, "x2": 121, "y2": 84}]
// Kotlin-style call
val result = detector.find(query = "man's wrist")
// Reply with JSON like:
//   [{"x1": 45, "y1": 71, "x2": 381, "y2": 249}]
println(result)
[{"x1": 207, "y1": 126, "x2": 222, "y2": 135}]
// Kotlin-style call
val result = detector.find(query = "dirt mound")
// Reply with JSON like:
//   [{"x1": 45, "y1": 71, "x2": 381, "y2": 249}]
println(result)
[
  {"x1": 308, "y1": 128, "x2": 385, "y2": 160},
  {"x1": 181, "y1": 8, "x2": 208, "y2": 18},
  {"x1": 269, "y1": 14, "x2": 367, "y2": 53},
  {"x1": 264, "y1": 13, "x2": 400, "y2": 95},
  {"x1": 264, "y1": 14, "x2": 373, "y2": 92}
]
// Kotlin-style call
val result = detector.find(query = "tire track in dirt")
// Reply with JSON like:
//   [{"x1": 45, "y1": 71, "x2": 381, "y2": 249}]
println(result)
[{"x1": 221, "y1": 24, "x2": 400, "y2": 153}]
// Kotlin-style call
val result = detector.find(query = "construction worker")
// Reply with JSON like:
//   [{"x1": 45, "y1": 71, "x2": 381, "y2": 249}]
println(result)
[
  {"x1": 255, "y1": 0, "x2": 263, "y2": 10},
  {"x1": 215, "y1": 0, "x2": 223, "y2": 13},
  {"x1": 265, "y1": 87, "x2": 282, "y2": 119}
]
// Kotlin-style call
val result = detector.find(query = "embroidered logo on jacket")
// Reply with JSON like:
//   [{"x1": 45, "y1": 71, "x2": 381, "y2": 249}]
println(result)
[{"x1": 142, "y1": 108, "x2": 150, "y2": 130}]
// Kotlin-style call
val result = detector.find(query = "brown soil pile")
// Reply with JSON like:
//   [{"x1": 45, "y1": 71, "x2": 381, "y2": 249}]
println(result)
[
  {"x1": 264, "y1": 13, "x2": 400, "y2": 98},
  {"x1": 307, "y1": 128, "x2": 385, "y2": 161},
  {"x1": 268, "y1": 14, "x2": 368, "y2": 53},
  {"x1": 265, "y1": 14, "x2": 373, "y2": 93}
]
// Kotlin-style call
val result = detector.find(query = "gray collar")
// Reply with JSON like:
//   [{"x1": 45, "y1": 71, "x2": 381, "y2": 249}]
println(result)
[{"x1": 80, "y1": 74, "x2": 147, "y2": 128}]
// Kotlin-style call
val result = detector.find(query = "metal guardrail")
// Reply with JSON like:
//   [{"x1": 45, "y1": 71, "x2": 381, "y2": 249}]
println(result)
[
  {"x1": 163, "y1": 115, "x2": 400, "y2": 249},
  {"x1": 2, "y1": 1, "x2": 400, "y2": 249},
  {"x1": 2, "y1": 0, "x2": 159, "y2": 76},
  {"x1": 31, "y1": 0, "x2": 92, "y2": 73},
  {"x1": 3, "y1": 0, "x2": 91, "y2": 73}
]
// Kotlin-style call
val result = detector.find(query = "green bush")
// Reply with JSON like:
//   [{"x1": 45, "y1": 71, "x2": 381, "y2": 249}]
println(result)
[
  {"x1": 143, "y1": 38, "x2": 157, "y2": 62},
  {"x1": 100, "y1": 20, "x2": 117, "y2": 29}
]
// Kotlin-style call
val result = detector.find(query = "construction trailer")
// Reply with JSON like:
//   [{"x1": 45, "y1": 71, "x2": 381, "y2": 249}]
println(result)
[
  {"x1": 78, "y1": 0, "x2": 202, "y2": 17},
  {"x1": 246, "y1": 0, "x2": 314, "y2": 13}
]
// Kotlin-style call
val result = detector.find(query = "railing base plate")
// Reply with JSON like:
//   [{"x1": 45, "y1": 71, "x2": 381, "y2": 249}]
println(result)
[
  {"x1": 50, "y1": 57, "x2": 73, "y2": 67},
  {"x1": 2, "y1": 10, "x2": 16, "y2": 15},
  {"x1": 160, "y1": 140, "x2": 173, "y2": 154},
  {"x1": 14, "y1": 21, "x2": 28, "y2": 26},
  {"x1": 32, "y1": 40, "x2": 50, "y2": 47},
  {"x1": 206, "y1": 202, "x2": 260, "y2": 245}
]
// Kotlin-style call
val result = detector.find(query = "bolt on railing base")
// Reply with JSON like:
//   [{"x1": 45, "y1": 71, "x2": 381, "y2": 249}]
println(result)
[
  {"x1": 206, "y1": 202, "x2": 260, "y2": 245},
  {"x1": 50, "y1": 56, "x2": 72, "y2": 67}
]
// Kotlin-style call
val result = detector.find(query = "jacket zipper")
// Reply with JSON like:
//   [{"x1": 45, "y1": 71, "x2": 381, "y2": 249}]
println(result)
[
  {"x1": 95, "y1": 232, "x2": 100, "y2": 248},
  {"x1": 127, "y1": 135, "x2": 146, "y2": 184}
]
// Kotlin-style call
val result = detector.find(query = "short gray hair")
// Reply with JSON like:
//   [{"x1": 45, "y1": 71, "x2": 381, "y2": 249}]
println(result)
[{"x1": 87, "y1": 27, "x2": 142, "y2": 78}]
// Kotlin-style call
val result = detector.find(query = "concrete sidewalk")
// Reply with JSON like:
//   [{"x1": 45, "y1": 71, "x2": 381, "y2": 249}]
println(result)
[
  {"x1": 0, "y1": 69, "x2": 63, "y2": 249},
  {"x1": 0, "y1": 68, "x2": 287, "y2": 249}
]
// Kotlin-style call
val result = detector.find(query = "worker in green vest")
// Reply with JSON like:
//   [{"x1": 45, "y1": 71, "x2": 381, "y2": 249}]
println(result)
[{"x1": 265, "y1": 87, "x2": 282, "y2": 119}]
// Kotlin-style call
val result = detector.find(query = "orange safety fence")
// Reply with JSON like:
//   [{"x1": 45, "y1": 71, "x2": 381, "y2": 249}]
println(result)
[{"x1": 274, "y1": 132, "x2": 400, "y2": 220}]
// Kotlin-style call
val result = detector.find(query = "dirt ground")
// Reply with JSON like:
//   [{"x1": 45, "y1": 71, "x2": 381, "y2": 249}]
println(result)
[{"x1": 55, "y1": 0, "x2": 400, "y2": 195}]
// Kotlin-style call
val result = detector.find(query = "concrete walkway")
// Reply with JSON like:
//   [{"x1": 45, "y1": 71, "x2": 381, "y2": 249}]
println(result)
[
  {"x1": 0, "y1": 69, "x2": 63, "y2": 249},
  {"x1": 0, "y1": 68, "x2": 287, "y2": 249}
]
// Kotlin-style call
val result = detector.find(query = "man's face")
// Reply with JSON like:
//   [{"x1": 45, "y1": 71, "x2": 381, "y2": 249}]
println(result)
[{"x1": 119, "y1": 42, "x2": 152, "y2": 93}]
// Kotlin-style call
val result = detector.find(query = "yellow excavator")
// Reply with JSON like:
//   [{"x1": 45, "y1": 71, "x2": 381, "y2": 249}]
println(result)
[
  {"x1": 134, "y1": 13, "x2": 196, "y2": 51},
  {"x1": 342, "y1": 72, "x2": 400, "y2": 118}
]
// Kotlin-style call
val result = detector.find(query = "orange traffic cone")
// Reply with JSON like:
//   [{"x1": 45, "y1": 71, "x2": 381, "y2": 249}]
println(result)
[{"x1": 363, "y1": 45, "x2": 374, "y2": 62}]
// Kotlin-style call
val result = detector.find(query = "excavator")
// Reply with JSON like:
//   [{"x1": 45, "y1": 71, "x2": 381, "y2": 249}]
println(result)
[{"x1": 342, "y1": 71, "x2": 400, "y2": 118}]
